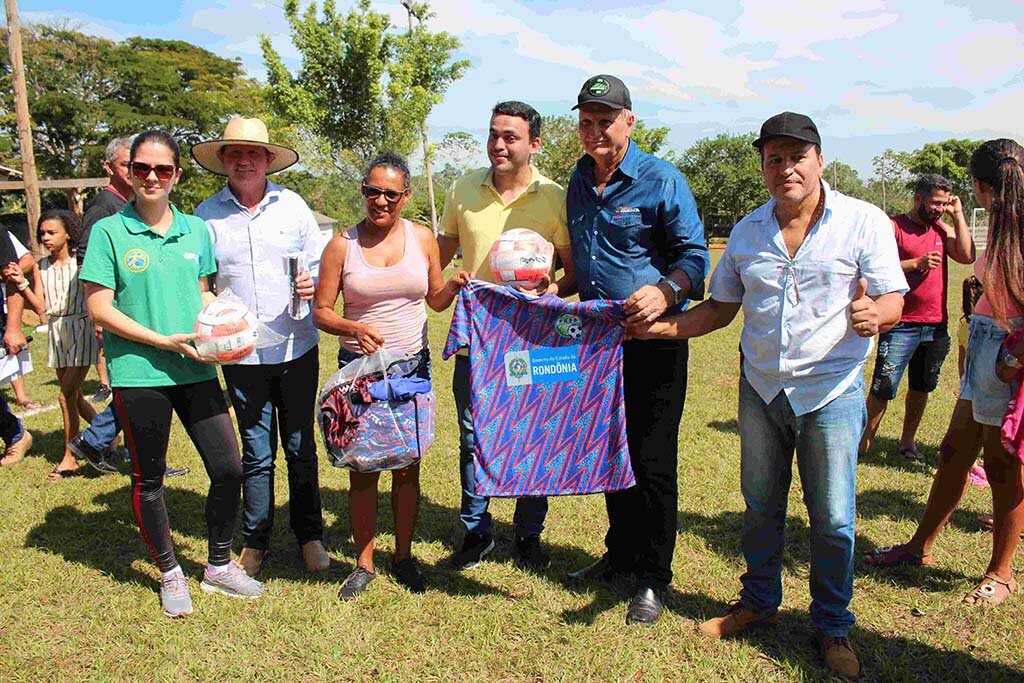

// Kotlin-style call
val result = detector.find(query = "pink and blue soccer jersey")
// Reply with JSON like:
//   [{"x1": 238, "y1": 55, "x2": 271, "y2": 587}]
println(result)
[{"x1": 443, "y1": 280, "x2": 634, "y2": 497}]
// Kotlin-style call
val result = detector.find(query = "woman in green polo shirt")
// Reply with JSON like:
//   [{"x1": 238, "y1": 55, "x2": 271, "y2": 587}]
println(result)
[{"x1": 80, "y1": 129, "x2": 264, "y2": 618}]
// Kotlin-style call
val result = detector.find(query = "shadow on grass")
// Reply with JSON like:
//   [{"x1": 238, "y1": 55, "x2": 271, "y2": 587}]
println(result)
[
  {"x1": 858, "y1": 486, "x2": 984, "y2": 535},
  {"x1": 23, "y1": 426, "x2": 108, "y2": 475},
  {"x1": 707, "y1": 418, "x2": 739, "y2": 435},
  {"x1": 25, "y1": 481, "x2": 601, "y2": 601},
  {"x1": 719, "y1": 605, "x2": 1024, "y2": 682},
  {"x1": 860, "y1": 435, "x2": 941, "y2": 473},
  {"x1": 675, "y1": 508, "x2": 970, "y2": 592}
]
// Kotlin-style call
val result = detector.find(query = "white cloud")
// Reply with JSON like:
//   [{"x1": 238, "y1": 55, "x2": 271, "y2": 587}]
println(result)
[
  {"x1": 939, "y1": 21, "x2": 1024, "y2": 86},
  {"x1": 735, "y1": 0, "x2": 899, "y2": 60}
]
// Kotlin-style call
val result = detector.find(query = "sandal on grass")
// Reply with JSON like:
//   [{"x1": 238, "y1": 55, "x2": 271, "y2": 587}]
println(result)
[
  {"x1": 48, "y1": 466, "x2": 79, "y2": 481},
  {"x1": 962, "y1": 574, "x2": 1017, "y2": 607},
  {"x1": 864, "y1": 543, "x2": 934, "y2": 567},
  {"x1": 898, "y1": 446, "x2": 926, "y2": 463}
]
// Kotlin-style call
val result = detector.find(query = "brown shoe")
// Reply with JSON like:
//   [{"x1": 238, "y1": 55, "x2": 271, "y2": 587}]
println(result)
[
  {"x1": 817, "y1": 633, "x2": 861, "y2": 680},
  {"x1": 698, "y1": 600, "x2": 777, "y2": 638},
  {"x1": 237, "y1": 547, "x2": 265, "y2": 577},
  {"x1": 301, "y1": 540, "x2": 330, "y2": 573},
  {"x1": 0, "y1": 431, "x2": 32, "y2": 466}
]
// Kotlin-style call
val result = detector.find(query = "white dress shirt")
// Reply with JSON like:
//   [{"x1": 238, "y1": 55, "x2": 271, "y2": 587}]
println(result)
[
  {"x1": 195, "y1": 182, "x2": 327, "y2": 365},
  {"x1": 709, "y1": 181, "x2": 909, "y2": 415}
]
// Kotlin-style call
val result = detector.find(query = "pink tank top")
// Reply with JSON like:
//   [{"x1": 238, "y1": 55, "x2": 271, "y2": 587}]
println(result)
[
  {"x1": 973, "y1": 251, "x2": 1024, "y2": 322},
  {"x1": 340, "y1": 219, "x2": 429, "y2": 355}
]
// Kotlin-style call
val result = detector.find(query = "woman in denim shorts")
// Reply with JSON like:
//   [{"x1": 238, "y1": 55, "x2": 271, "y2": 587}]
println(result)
[{"x1": 866, "y1": 138, "x2": 1024, "y2": 607}]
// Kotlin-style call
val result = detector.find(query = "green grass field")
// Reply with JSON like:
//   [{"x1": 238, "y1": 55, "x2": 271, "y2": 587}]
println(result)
[{"x1": 1, "y1": 258, "x2": 1021, "y2": 682}]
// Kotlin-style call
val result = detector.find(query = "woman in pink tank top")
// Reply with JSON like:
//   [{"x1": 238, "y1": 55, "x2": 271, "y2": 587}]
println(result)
[
  {"x1": 314, "y1": 152, "x2": 469, "y2": 600},
  {"x1": 867, "y1": 139, "x2": 1024, "y2": 607}
]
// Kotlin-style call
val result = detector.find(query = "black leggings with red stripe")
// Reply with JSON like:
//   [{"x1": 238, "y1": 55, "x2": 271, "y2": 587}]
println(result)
[{"x1": 113, "y1": 380, "x2": 242, "y2": 572}]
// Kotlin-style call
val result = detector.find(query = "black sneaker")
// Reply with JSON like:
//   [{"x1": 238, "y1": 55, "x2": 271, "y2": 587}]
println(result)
[
  {"x1": 68, "y1": 434, "x2": 119, "y2": 475},
  {"x1": 392, "y1": 557, "x2": 426, "y2": 593},
  {"x1": 513, "y1": 535, "x2": 551, "y2": 570},
  {"x1": 338, "y1": 567, "x2": 376, "y2": 601},
  {"x1": 90, "y1": 384, "x2": 112, "y2": 404},
  {"x1": 450, "y1": 532, "x2": 495, "y2": 570}
]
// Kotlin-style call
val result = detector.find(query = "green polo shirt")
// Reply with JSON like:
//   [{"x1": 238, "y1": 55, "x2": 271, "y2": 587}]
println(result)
[{"x1": 79, "y1": 204, "x2": 218, "y2": 388}]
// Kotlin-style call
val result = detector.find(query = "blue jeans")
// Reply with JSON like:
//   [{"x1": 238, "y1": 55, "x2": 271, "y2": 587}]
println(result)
[
  {"x1": 222, "y1": 347, "x2": 323, "y2": 551},
  {"x1": 453, "y1": 355, "x2": 547, "y2": 538},
  {"x1": 869, "y1": 322, "x2": 950, "y2": 400},
  {"x1": 80, "y1": 404, "x2": 120, "y2": 452},
  {"x1": 0, "y1": 394, "x2": 23, "y2": 445},
  {"x1": 737, "y1": 372, "x2": 864, "y2": 637}
]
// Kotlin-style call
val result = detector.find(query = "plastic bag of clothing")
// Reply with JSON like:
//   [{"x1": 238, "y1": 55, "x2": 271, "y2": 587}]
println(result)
[{"x1": 317, "y1": 348, "x2": 435, "y2": 472}]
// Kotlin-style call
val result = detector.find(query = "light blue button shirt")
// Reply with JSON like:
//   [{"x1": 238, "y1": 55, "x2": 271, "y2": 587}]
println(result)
[
  {"x1": 709, "y1": 182, "x2": 908, "y2": 415},
  {"x1": 195, "y1": 182, "x2": 326, "y2": 366}
]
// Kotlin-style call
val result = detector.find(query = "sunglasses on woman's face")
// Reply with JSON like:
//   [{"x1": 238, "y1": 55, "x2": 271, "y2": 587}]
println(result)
[
  {"x1": 129, "y1": 162, "x2": 177, "y2": 182},
  {"x1": 361, "y1": 183, "x2": 407, "y2": 203}
]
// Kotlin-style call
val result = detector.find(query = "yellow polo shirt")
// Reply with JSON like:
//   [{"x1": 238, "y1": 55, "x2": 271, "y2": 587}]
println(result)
[{"x1": 439, "y1": 165, "x2": 569, "y2": 284}]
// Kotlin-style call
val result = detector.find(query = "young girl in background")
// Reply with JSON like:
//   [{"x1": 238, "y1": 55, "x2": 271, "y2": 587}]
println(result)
[{"x1": 37, "y1": 210, "x2": 99, "y2": 478}]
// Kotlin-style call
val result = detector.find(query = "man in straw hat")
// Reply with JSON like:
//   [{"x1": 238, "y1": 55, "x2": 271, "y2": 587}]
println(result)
[{"x1": 193, "y1": 117, "x2": 329, "y2": 576}]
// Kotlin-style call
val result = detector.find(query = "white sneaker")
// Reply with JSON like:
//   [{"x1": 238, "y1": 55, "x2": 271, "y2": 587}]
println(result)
[
  {"x1": 160, "y1": 573, "x2": 193, "y2": 618},
  {"x1": 200, "y1": 563, "x2": 265, "y2": 599}
]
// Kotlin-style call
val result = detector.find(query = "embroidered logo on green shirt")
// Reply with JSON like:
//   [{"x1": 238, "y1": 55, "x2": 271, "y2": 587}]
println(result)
[{"x1": 124, "y1": 248, "x2": 150, "y2": 273}]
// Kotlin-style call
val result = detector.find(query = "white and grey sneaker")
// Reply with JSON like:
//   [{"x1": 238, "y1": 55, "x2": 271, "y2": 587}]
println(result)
[
  {"x1": 160, "y1": 572, "x2": 193, "y2": 618},
  {"x1": 200, "y1": 563, "x2": 265, "y2": 599}
]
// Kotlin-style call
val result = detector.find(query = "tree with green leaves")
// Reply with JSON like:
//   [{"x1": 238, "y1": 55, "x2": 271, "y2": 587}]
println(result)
[
  {"x1": 260, "y1": 0, "x2": 468, "y2": 195},
  {"x1": 676, "y1": 132, "x2": 766, "y2": 230},
  {"x1": 533, "y1": 115, "x2": 670, "y2": 188},
  {"x1": 900, "y1": 138, "x2": 982, "y2": 211},
  {"x1": 0, "y1": 24, "x2": 266, "y2": 211}
]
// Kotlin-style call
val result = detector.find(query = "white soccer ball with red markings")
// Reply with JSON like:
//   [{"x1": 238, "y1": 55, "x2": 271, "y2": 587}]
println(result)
[
  {"x1": 193, "y1": 298, "x2": 259, "y2": 364},
  {"x1": 488, "y1": 228, "x2": 554, "y2": 289}
]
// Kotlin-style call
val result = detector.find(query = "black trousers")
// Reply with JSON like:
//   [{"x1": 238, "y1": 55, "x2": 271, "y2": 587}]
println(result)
[
  {"x1": 604, "y1": 338, "x2": 689, "y2": 590},
  {"x1": 114, "y1": 380, "x2": 242, "y2": 571}
]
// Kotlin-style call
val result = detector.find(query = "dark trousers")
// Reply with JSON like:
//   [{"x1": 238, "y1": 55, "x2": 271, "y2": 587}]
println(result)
[
  {"x1": 113, "y1": 380, "x2": 242, "y2": 571},
  {"x1": 222, "y1": 347, "x2": 323, "y2": 551},
  {"x1": 604, "y1": 338, "x2": 689, "y2": 590}
]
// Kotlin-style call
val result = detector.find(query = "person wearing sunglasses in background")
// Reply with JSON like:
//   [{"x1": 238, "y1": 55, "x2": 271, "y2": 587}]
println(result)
[
  {"x1": 80, "y1": 129, "x2": 264, "y2": 617},
  {"x1": 314, "y1": 151, "x2": 470, "y2": 600},
  {"x1": 192, "y1": 117, "x2": 330, "y2": 579}
]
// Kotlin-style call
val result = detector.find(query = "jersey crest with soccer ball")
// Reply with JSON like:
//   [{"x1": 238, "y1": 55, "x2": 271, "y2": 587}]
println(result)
[{"x1": 444, "y1": 280, "x2": 634, "y2": 497}]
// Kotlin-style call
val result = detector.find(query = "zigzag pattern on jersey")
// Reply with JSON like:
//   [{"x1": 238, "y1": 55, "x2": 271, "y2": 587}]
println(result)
[{"x1": 444, "y1": 281, "x2": 634, "y2": 497}]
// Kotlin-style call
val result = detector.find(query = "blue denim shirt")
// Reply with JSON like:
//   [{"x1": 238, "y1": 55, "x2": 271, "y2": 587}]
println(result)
[{"x1": 567, "y1": 140, "x2": 709, "y2": 306}]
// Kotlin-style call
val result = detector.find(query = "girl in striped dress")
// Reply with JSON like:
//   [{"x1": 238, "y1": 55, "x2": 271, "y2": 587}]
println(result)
[{"x1": 37, "y1": 210, "x2": 99, "y2": 478}]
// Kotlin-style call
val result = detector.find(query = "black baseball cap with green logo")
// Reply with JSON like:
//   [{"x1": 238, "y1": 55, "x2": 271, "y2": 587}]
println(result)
[{"x1": 572, "y1": 74, "x2": 632, "y2": 110}]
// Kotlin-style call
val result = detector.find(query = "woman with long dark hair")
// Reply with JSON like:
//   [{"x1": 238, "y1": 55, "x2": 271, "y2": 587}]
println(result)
[
  {"x1": 867, "y1": 139, "x2": 1024, "y2": 606},
  {"x1": 80, "y1": 129, "x2": 264, "y2": 617}
]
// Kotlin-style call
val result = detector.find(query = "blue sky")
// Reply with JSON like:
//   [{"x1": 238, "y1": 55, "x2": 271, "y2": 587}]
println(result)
[{"x1": 15, "y1": 0, "x2": 1024, "y2": 177}]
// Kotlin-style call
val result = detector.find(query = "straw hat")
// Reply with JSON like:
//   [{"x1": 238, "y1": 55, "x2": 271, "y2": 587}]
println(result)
[{"x1": 191, "y1": 117, "x2": 299, "y2": 176}]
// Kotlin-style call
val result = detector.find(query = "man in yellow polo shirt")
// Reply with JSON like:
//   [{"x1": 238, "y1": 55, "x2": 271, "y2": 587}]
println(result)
[{"x1": 439, "y1": 100, "x2": 575, "y2": 571}]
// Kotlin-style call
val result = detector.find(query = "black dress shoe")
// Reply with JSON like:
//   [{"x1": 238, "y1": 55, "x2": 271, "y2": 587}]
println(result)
[{"x1": 626, "y1": 586, "x2": 665, "y2": 624}]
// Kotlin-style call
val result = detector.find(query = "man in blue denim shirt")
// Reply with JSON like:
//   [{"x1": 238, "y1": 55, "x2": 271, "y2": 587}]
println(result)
[
  {"x1": 629, "y1": 112, "x2": 907, "y2": 679},
  {"x1": 564, "y1": 74, "x2": 709, "y2": 626}
]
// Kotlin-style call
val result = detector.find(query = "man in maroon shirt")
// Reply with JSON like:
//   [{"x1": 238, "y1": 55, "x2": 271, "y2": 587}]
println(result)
[{"x1": 859, "y1": 174, "x2": 974, "y2": 460}]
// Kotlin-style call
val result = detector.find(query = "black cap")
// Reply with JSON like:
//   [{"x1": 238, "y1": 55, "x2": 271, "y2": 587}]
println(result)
[
  {"x1": 752, "y1": 111, "x2": 821, "y2": 149},
  {"x1": 572, "y1": 74, "x2": 632, "y2": 111}
]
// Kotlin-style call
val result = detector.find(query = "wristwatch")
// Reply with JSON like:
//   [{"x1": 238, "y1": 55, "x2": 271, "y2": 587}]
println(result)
[
  {"x1": 661, "y1": 278, "x2": 684, "y2": 306},
  {"x1": 1001, "y1": 352, "x2": 1022, "y2": 370}
]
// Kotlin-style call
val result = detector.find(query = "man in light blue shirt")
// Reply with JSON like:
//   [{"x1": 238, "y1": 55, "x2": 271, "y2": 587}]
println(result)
[
  {"x1": 192, "y1": 118, "x2": 328, "y2": 577},
  {"x1": 628, "y1": 112, "x2": 906, "y2": 680}
]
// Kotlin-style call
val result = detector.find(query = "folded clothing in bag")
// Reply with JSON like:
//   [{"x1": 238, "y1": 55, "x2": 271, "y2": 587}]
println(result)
[{"x1": 366, "y1": 377, "x2": 432, "y2": 402}]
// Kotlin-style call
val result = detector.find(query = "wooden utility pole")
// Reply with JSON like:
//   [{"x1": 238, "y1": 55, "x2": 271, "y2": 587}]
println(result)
[
  {"x1": 401, "y1": 1, "x2": 438, "y2": 232},
  {"x1": 5, "y1": 0, "x2": 41, "y2": 250}
]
